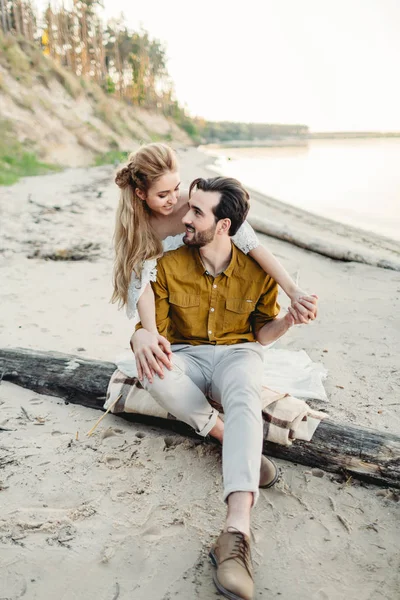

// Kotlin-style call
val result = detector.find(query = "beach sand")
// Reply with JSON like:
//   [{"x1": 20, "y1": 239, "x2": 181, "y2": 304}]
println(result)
[{"x1": 1, "y1": 148, "x2": 399, "y2": 599}]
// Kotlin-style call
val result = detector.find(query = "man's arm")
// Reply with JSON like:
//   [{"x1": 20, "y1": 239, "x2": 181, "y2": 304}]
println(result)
[
  {"x1": 255, "y1": 312, "x2": 294, "y2": 346},
  {"x1": 252, "y1": 275, "x2": 308, "y2": 345}
]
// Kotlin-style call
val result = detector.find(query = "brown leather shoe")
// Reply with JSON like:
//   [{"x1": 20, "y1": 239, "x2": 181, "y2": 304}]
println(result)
[
  {"x1": 209, "y1": 528, "x2": 254, "y2": 600},
  {"x1": 259, "y1": 455, "x2": 281, "y2": 488}
]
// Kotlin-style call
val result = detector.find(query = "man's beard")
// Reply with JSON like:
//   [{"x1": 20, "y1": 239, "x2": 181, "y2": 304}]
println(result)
[{"x1": 183, "y1": 222, "x2": 216, "y2": 247}]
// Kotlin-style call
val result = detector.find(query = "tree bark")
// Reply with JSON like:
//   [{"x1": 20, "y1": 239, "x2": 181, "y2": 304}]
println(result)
[
  {"x1": 0, "y1": 0, "x2": 7, "y2": 33},
  {"x1": 1, "y1": 347, "x2": 399, "y2": 489}
]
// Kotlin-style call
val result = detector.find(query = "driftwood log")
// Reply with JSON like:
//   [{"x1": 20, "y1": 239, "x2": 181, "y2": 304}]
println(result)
[
  {"x1": 1, "y1": 347, "x2": 399, "y2": 489},
  {"x1": 249, "y1": 215, "x2": 400, "y2": 272}
]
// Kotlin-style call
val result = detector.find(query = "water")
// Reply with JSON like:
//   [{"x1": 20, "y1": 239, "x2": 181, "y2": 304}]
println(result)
[{"x1": 204, "y1": 138, "x2": 400, "y2": 241}]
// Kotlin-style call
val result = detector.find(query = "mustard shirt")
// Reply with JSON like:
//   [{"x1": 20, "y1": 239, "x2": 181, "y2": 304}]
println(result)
[{"x1": 141, "y1": 243, "x2": 280, "y2": 345}]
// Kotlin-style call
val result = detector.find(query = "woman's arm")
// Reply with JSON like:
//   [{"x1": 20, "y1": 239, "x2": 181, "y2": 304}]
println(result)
[
  {"x1": 132, "y1": 283, "x2": 172, "y2": 381},
  {"x1": 137, "y1": 283, "x2": 158, "y2": 333},
  {"x1": 232, "y1": 221, "x2": 318, "y2": 321}
]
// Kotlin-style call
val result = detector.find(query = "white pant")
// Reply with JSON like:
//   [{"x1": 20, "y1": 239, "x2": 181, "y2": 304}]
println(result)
[{"x1": 143, "y1": 343, "x2": 264, "y2": 503}]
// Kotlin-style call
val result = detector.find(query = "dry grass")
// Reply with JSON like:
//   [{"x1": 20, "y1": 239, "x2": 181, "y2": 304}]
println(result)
[{"x1": 0, "y1": 119, "x2": 60, "y2": 185}]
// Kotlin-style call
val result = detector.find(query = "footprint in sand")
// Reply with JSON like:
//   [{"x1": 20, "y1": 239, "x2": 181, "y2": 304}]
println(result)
[
  {"x1": 141, "y1": 521, "x2": 184, "y2": 541},
  {"x1": 105, "y1": 456, "x2": 123, "y2": 468},
  {"x1": 137, "y1": 505, "x2": 185, "y2": 542},
  {"x1": 101, "y1": 427, "x2": 124, "y2": 440},
  {"x1": 164, "y1": 436, "x2": 183, "y2": 450}
]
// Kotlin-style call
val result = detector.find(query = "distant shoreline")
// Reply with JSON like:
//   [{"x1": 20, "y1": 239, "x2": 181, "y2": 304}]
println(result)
[
  {"x1": 309, "y1": 131, "x2": 400, "y2": 139},
  {"x1": 201, "y1": 131, "x2": 400, "y2": 148}
]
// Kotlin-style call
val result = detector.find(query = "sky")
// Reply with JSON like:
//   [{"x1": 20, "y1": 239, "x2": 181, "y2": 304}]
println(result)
[{"x1": 36, "y1": 0, "x2": 400, "y2": 131}]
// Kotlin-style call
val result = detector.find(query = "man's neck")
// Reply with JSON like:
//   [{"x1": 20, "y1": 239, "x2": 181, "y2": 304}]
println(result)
[{"x1": 199, "y1": 236, "x2": 232, "y2": 277}]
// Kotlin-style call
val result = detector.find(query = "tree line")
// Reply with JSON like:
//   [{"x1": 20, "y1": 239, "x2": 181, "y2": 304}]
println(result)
[
  {"x1": 0, "y1": 0, "x2": 195, "y2": 135},
  {"x1": 194, "y1": 120, "x2": 309, "y2": 142}
]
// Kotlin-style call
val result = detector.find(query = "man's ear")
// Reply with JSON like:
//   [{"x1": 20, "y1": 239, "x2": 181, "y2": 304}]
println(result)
[
  {"x1": 218, "y1": 218, "x2": 231, "y2": 234},
  {"x1": 135, "y1": 188, "x2": 146, "y2": 201}
]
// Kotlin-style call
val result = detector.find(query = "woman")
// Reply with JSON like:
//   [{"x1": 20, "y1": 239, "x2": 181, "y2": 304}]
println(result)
[{"x1": 112, "y1": 142, "x2": 318, "y2": 378}]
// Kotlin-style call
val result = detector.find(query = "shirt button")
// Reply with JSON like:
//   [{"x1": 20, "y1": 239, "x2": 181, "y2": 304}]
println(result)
[
  {"x1": 208, "y1": 330, "x2": 212, "y2": 335},
  {"x1": 210, "y1": 308, "x2": 215, "y2": 312},
  {"x1": 213, "y1": 284, "x2": 217, "y2": 289}
]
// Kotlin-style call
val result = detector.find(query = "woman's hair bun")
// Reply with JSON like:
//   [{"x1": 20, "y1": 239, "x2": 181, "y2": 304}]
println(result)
[{"x1": 115, "y1": 166, "x2": 132, "y2": 188}]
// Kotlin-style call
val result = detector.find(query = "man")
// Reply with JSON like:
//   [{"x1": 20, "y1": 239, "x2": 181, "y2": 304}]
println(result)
[{"x1": 132, "y1": 176, "x2": 313, "y2": 600}]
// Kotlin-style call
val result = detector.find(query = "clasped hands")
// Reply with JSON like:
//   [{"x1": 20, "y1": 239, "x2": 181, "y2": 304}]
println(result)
[{"x1": 286, "y1": 290, "x2": 318, "y2": 326}]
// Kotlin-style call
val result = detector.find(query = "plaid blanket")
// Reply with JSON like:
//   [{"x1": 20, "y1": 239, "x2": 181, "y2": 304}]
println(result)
[{"x1": 105, "y1": 369, "x2": 327, "y2": 446}]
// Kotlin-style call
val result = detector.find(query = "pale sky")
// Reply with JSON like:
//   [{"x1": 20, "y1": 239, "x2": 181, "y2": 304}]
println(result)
[{"x1": 37, "y1": 0, "x2": 400, "y2": 131}]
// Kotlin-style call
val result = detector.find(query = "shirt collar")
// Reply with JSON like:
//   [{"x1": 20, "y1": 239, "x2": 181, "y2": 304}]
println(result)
[
  {"x1": 223, "y1": 243, "x2": 237, "y2": 278},
  {"x1": 190, "y1": 243, "x2": 237, "y2": 278}
]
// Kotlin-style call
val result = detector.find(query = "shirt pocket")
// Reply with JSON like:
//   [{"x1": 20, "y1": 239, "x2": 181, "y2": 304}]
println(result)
[
  {"x1": 223, "y1": 298, "x2": 255, "y2": 334},
  {"x1": 169, "y1": 293, "x2": 200, "y2": 308},
  {"x1": 169, "y1": 293, "x2": 201, "y2": 336}
]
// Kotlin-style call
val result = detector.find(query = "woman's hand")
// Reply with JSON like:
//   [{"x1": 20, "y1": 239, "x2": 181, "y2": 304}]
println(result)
[
  {"x1": 289, "y1": 289, "x2": 318, "y2": 323},
  {"x1": 130, "y1": 329, "x2": 172, "y2": 383}
]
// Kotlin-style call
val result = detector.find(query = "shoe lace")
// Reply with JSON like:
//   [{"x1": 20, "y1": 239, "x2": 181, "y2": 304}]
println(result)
[{"x1": 226, "y1": 528, "x2": 252, "y2": 574}]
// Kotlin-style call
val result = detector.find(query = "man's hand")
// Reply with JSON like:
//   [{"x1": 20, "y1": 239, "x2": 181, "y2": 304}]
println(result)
[
  {"x1": 286, "y1": 306, "x2": 306, "y2": 326},
  {"x1": 289, "y1": 289, "x2": 318, "y2": 324},
  {"x1": 130, "y1": 329, "x2": 172, "y2": 383}
]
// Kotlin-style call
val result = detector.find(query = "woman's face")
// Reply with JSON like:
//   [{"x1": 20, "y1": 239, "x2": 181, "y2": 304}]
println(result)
[{"x1": 143, "y1": 171, "x2": 181, "y2": 216}]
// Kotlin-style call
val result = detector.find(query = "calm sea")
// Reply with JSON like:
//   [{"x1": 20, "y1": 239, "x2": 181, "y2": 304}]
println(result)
[{"x1": 204, "y1": 138, "x2": 400, "y2": 242}]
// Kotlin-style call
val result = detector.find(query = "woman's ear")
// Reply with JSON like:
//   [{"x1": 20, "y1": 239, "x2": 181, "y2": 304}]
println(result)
[{"x1": 135, "y1": 188, "x2": 146, "y2": 201}]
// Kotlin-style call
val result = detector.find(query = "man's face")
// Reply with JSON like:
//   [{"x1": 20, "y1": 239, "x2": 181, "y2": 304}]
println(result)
[{"x1": 182, "y1": 189, "x2": 221, "y2": 247}]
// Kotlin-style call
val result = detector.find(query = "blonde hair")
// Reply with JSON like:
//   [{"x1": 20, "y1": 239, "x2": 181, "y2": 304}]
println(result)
[{"x1": 112, "y1": 143, "x2": 178, "y2": 307}]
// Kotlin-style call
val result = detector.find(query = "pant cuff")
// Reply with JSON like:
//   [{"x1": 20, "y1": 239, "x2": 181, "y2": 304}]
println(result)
[
  {"x1": 223, "y1": 486, "x2": 259, "y2": 507},
  {"x1": 197, "y1": 408, "x2": 219, "y2": 437}
]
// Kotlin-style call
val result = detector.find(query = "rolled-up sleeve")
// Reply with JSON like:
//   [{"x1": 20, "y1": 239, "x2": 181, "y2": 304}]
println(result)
[{"x1": 252, "y1": 276, "x2": 280, "y2": 334}]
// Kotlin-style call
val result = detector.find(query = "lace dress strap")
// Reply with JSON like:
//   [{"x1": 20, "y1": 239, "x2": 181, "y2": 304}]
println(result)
[{"x1": 231, "y1": 220, "x2": 259, "y2": 254}]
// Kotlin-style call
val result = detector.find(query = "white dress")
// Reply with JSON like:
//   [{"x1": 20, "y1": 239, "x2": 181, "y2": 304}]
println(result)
[{"x1": 120, "y1": 220, "x2": 328, "y2": 402}]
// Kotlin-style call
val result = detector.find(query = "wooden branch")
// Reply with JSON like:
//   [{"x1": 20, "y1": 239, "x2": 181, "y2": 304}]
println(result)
[
  {"x1": 1, "y1": 347, "x2": 399, "y2": 489},
  {"x1": 248, "y1": 215, "x2": 400, "y2": 272}
]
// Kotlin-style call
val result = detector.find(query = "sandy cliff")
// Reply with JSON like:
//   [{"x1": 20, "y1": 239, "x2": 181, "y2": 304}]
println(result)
[{"x1": 0, "y1": 34, "x2": 192, "y2": 168}]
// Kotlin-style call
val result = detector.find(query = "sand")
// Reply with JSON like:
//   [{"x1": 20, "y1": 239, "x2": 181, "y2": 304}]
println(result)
[{"x1": 0, "y1": 147, "x2": 399, "y2": 599}]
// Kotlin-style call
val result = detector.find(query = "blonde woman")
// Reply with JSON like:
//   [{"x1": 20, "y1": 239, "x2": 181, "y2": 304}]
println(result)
[{"x1": 112, "y1": 143, "x2": 318, "y2": 380}]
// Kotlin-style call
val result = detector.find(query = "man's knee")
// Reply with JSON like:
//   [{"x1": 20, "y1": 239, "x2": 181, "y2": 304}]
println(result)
[{"x1": 143, "y1": 355, "x2": 185, "y2": 394}]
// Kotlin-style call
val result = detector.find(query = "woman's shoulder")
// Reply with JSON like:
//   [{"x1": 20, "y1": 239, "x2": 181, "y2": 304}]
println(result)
[{"x1": 162, "y1": 233, "x2": 184, "y2": 252}]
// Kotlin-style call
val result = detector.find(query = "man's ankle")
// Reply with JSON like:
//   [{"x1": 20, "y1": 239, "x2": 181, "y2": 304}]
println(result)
[
  {"x1": 224, "y1": 522, "x2": 250, "y2": 537},
  {"x1": 209, "y1": 416, "x2": 224, "y2": 443},
  {"x1": 225, "y1": 491, "x2": 253, "y2": 536}
]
